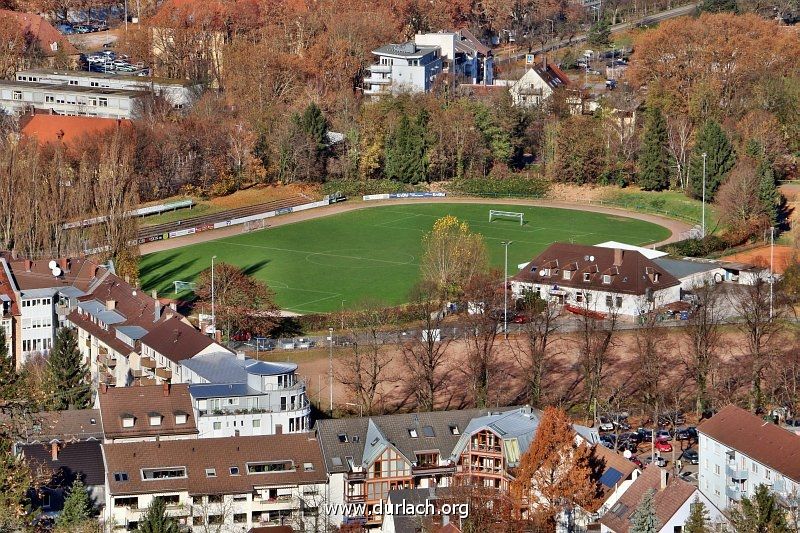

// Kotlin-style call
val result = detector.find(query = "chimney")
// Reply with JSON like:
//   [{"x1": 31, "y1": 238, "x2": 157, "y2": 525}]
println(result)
[
  {"x1": 613, "y1": 248, "x2": 623, "y2": 267},
  {"x1": 10, "y1": 250, "x2": 17, "y2": 260},
  {"x1": 50, "y1": 441, "x2": 60, "y2": 461},
  {"x1": 153, "y1": 290, "x2": 161, "y2": 322},
  {"x1": 162, "y1": 382, "x2": 170, "y2": 397},
  {"x1": 275, "y1": 424, "x2": 283, "y2": 435},
  {"x1": 660, "y1": 468, "x2": 668, "y2": 491},
  {"x1": 236, "y1": 351, "x2": 246, "y2": 361},
  {"x1": 24, "y1": 260, "x2": 32, "y2": 271},
  {"x1": 542, "y1": 54, "x2": 547, "y2": 70},
  {"x1": 58, "y1": 257, "x2": 68, "y2": 272},
  {"x1": 100, "y1": 382, "x2": 108, "y2": 394},
  {"x1": 105, "y1": 299, "x2": 116, "y2": 311}
]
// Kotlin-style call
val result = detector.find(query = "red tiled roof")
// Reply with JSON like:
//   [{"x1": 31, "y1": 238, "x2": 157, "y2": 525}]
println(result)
[
  {"x1": 698, "y1": 404, "x2": 800, "y2": 483},
  {"x1": 586, "y1": 444, "x2": 639, "y2": 513},
  {"x1": 0, "y1": 261, "x2": 19, "y2": 317},
  {"x1": 104, "y1": 433, "x2": 326, "y2": 496},
  {"x1": 599, "y1": 466, "x2": 696, "y2": 533},
  {"x1": 140, "y1": 315, "x2": 216, "y2": 363},
  {"x1": 21, "y1": 115, "x2": 131, "y2": 147},
  {"x1": 0, "y1": 10, "x2": 78, "y2": 56},
  {"x1": 98, "y1": 384, "x2": 198, "y2": 440},
  {"x1": 7, "y1": 256, "x2": 108, "y2": 291}
]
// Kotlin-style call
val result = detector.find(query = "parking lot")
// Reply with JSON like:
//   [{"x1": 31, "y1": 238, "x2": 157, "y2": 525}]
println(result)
[{"x1": 82, "y1": 50, "x2": 147, "y2": 75}]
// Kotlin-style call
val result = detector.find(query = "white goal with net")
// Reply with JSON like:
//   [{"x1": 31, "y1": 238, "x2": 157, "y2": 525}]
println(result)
[
  {"x1": 244, "y1": 219, "x2": 270, "y2": 232},
  {"x1": 173, "y1": 280, "x2": 196, "y2": 294},
  {"x1": 489, "y1": 210, "x2": 525, "y2": 226}
]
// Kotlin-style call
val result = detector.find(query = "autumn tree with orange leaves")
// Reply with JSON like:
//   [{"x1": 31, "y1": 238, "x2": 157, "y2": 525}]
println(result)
[{"x1": 511, "y1": 407, "x2": 601, "y2": 528}]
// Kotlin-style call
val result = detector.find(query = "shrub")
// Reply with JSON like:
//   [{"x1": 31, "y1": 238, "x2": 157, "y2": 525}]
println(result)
[
  {"x1": 322, "y1": 179, "x2": 422, "y2": 197},
  {"x1": 448, "y1": 175, "x2": 550, "y2": 198},
  {"x1": 660, "y1": 235, "x2": 728, "y2": 257}
]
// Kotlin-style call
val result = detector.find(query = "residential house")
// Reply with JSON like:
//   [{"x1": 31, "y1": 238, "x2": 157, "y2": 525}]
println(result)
[
  {"x1": 0, "y1": 80, "x2": 147, "y2": 119},
  {"x1": 509, "y1": 58, "x2": 571, "y2": 107},
  {"x1": 1, "y1": 254, "x2": 112, "y2": 368},
  {"x1": 698, "y1": 404, "x2": 800, "y2": 513},
  {"x1": 511, "y1": 243, "x2": 682, "y2": 317},
  {"x1": 0, "y1": 259, "x2": 18, "y2": 357},
  {"x1": 0, "y1": 10, "x2": 80, "y2": 69},
  {"x1": 316, "y1": 407, "x2": 502, "y2": 528},
  {"x1": 16, "y1": 69, "x2": 201, "y2": 110},
  {"x1": 98, "y1": 383, "x2": 198, "y2": 443},
  {"x1": 599, "y1": 466, "x2": 725, "y2": 533},
  {"x1": 20, "y1": 440, "x2": 106, "y2": 518},
  {"x1": 178, "y1": 351, "x2": 311, "y2": 438},
  {"x1": 16, "y1": 408, "x2": 103, "y2": 445},
  {"x1": 379, "y1": 487, "x2": 459, "y2": 533},
  {"x1": 102, "y1": 433, "x2": 327, "y2": 532},
  {"x1": 20, "y1": 114, "x2": 131, "y2": 148},
  {"x1": 413, "y1": 30, "x2": 494, "y2": 85}
]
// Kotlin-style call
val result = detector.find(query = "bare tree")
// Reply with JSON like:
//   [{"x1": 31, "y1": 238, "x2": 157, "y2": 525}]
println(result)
[
  {"x1": 511, "y1": 292, "x2": 561, "y2": 408},
  {"x1": 337, "y1": 303, "x2": 395, "y2": 415},
  {"x1": 399, "y1": 281, "x2": 453, "y2": 412},
  {"x1": 683, "y1": 282, "x2": 724, "y2": 414},
  {"x1": 632, "y1": 309, "x2": 670, "y2": 418},
  {"x1": 191, "y1": 495, "x2": 234, "y2": 533},
  {"x1": 461, "y1": 273, "x2": 502, "y2": 409},
  {"x1": 729, "y1": 277, "x2": 784, "y2": 411},
  {"x1": 666, "y1": 115, "x2": 693, "y2": 190}
]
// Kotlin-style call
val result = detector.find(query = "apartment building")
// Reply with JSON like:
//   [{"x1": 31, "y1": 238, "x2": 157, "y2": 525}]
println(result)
[
  {"x1": 511, "y1": 243, "x2": 682, "y2": 317},
  {"x1": 0, "y1": 254, "x2": 112, "y2": 368},
  {"x1": 102, "y1": 433, "x2": 327, "y2": 532},
  {"x1": 98, "y1": 383, "x2": 198, "y2": 443},
  {"x1": 698, "y1": 404, "x2": 800, "y2": 512},
  {"x1": 179, "y1": 351, "x2": 311, "y2": 438},
  {"x1": 16, "y1": 69, "x2": 200, "y2": 110},
  {"x1": 0, "y1": 80, "x2": 146, "y2": 119}
]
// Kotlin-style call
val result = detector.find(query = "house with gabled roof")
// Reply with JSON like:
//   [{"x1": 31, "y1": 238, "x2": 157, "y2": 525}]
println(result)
[{"x1": 510, "y1": 57, "x2": 571, "y2": 107}]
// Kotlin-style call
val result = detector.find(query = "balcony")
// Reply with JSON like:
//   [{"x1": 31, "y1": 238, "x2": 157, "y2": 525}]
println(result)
[
  {"x1": 726, "y1": 485, "x2": 744, "y2": 501},
  {"x1": 364, "y1": 76, "x2": 391, "y2": 86},
  {"x1": 726, "y1": 466, "x2": 749, "y2": 480},
  {"x1": 140, "y1": 356, "x2": 156, "y2": 369},
  {"x1": 56, "y1": 304, "x2": 70, "y2": 317},
  {"x1": 97, "y1": 353, "x2": 116, "y2": 367},
  {"x1": 155, "y1": 367, "x2": 172, "y2": 380},
  {"x1": 370, "y1": 64, "x2": 391, "y2": 74},
  {"x1": 101, "y1": 372, "x2": 116, "y2": 386}
]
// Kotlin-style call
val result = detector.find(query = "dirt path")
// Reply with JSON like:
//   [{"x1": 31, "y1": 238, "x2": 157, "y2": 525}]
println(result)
[{"x1": 140, "y1": 197, "x2": 691, "y2": 255}]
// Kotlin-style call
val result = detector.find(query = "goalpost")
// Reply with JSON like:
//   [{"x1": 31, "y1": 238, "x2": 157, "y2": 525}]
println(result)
[
  {"x1": 173, "y1": 280, "x2": 196, "y2": 294},
  {"x1": 489, "y1": 210, "x2": 525, "y2": 226},
  {"x1": 244, "y1": 219, "x2": 270, "y2": 232}
]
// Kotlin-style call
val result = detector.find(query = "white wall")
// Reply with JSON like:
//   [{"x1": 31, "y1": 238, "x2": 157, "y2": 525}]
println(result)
[{"x1": 658, "y1": 489, "x2": 725, "y2": 533}]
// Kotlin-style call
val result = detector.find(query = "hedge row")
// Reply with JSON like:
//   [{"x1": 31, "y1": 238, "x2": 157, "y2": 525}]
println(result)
[
  {"x1": 296, "y1": 303, "x2": 428, "y2": 333},
  {"x1": 321, "y1": 179, "x2": 423, "y2": 198},
  {"x1": 448, "y1": 176, "x2": 550, "y2": 198},
  {"x1": 659, "y1": 235, "x2": 729, "y2": 257}
]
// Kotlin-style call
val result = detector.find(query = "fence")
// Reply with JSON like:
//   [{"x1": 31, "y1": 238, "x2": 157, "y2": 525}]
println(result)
[{"x1": 363, "y1": 192, "x2": 447, "y2": 201}]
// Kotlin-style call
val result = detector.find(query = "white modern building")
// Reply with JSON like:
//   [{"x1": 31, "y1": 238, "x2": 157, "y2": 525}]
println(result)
[
  {"x1": 179, "y1": 351, "x2": 311, "y2": 438},
  {"x1": 16, "y1": 69, "x2": 200, "y2": 109},
  {"x1": 0, "y1": 80, "x2": 146, "y2": 119},
  {"x1": 698, "y1": 404, "x2": 800, "y2": 513}
]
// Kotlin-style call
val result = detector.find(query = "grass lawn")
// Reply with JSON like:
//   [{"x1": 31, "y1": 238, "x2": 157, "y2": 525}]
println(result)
[
  {"x1": 139, "y1": 203, "x2": 671, "y2": 314},
  {"x1": 601, "y1": 188, "x2": 716, "y2": 227}
]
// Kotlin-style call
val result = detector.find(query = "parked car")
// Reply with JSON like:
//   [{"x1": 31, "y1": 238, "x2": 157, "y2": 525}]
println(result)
[
  {"x1": 629, "y1": 456, "x2": 643, "y2": 467},
  {"x1": 654, "y1": 441, "x2": 673, "y2": 453},
  {"x1": 598, "y1": 417, "x2": 615, "y2": 432},
  {"x1": 656, "y1": 429, "x2": 672, "y2": 442},
  {"x1": 644, "y1": 455, "x2": 667, "y2": 467},
  {"x1": 681, "y1": 448, "x2": 699, "y2": 465},
  {"x1": 679, "y1": 471, "x2": 698, "y2": 483},
  {"x1": 231, "y1": 331, "x2": 251, "y2": 342},
  {"x1": 636, "y1": 427, "x2": 653, "y2": 440},
  {"x1": 620, "y1": 431, "x2": 642, "y2": 444},
  {"x1": 511, "y1": 313, "x2": 529, "y2": 324}
]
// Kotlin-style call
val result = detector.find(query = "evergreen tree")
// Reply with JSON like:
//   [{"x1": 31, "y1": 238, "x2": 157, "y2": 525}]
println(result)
[
  {"x1": 700, "y1": 0, "x2": 738, "y2": 13},
  {"x1": 630, "y1": 489, "x2": 660, "y2": 533},
  {"x1": 688, "y1": 120, "x2": 735, "y2": 201},
  {"x1": 0, "y1": 329, "x2": 14, "y2": 393},
  {"x1": 56, "y1": 479, "x2": 91, "y2": 528},
  {"x1": 638, "y1": 105, "x2": 670, "y2": 191},
  {"x1": 730, "y1": 484, "x2": 791, "y2": 533},
  {"x1": 137, "y1": 497, "x2": 179, "y2": 533},
  {"x1": 746, "y1": 139, "x2": 780, "y2": 225},
  {"x1": 684, "y1": 498, "x2": 709, "y2": 533},
  {"x1": 299, "y1": 102, "x2": 329, "y2": 149},
  {"x1": 384, "y1": 112, "x2": 429, "y2": 184},
  {"x1": 588, "y1": 19, "x2": 611, "y2": 47},
  {"x1": 44, "y1": 328, "x2": 90, "y2": 411}
]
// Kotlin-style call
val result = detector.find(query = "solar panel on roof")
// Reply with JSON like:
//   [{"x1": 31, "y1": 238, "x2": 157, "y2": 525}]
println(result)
[
  {"x1": 331, "y1": 457, "x2": 343, "y2": 466},
  {"x1": 599, "y1": 467, "x2": 623, "y2": 488}
]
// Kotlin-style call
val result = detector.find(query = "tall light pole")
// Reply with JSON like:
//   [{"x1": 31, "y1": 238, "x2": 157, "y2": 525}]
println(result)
[
  {"x1": 501, "y1": 241, "x2": 513, "y2": 337},
  {"x1": 211, "y1": 255, "x2": 217, "y2": 336},
  {"x1": 328, "y1": 327, "x2": 334, "y2": 416},
  {"x1": 701, "y1": 152, "x2": 707, "y2": 238},
  {"x1": 769, "y1": 226, "x2": 775, "y2": 319}
]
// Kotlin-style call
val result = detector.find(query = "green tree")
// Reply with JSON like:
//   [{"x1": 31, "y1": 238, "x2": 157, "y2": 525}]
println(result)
[
  {"x1": 630, "y1": 489, "x2": 660, "y2": 533},
  {"x1": 700, "y1": 0, "x2": 738, "y2": 12},
  {"x1": 137, "y1": 497, "x2": 180, "y2": 533},
  {"x1": 55, "y1": 479, "x2": 91, "y2": 528},
  {"x1": 588, "y1": 19, "x2": 611, "y2": 47},
  {"x1": 757, "y1": 158, "x2": 779, "y2": 225},
  {"x1": 684, "y1": 498, "x2": 710, "y2": 533},
  {"x1": 638, "y1": 105, "x2": 670, "y2": 191},
  {"x1": 688, "y1": 120, "x2": 735, "y2": 201},
  {"x1": 298, "y1": 102, "x2": 329, "y2": 149},
  {"x1": 384, "y1": 112, "x2": 429, "y2": 184},
  {"x1": 44, "y1": 328, "x2": 91, "y2": 411},
  {"x1": 729, "y1": 484, "x2": 791, "y2": 533}
]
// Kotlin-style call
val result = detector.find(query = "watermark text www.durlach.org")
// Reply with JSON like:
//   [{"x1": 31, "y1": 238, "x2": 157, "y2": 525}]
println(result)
[{"x1": 326, "y1": 501, "x2": 470, "y2": 519}]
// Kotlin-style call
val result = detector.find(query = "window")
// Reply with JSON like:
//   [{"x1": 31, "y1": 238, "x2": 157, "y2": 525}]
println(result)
[
  {"x1": 576, "y1": 292, "x2": 584, "y2": 303},
  {"x1": 616, "y1": 296, "x2": 622, "y2": 308},
  {"x1": 113, "y1": 472, "x2": 129, "y2": 482},
  {"x1": 229, "y1": 466, "x2": 240, "y2": 476},
  {"x1": 562, "y1": 270, "x2": 571, "y2": 280},
  {"x1": 449, "y1": 425, "x2": 460, "y2": 435},
  {"x1": 175, "y1": 413, "x2": 187, "y2": 425},
  {"x1": 159, "y1": 495, "x2": 179, "y2": 505},
  {"x1": 766, "y1": 469, "x2": 771, "y2": 480},
  {"x1": 247, "y1": 461, "x2": 293, "y2": 474},
  {"x1": 606, "y1": 295, "x2": 613, "y2": 308},
  {"x1": 149, "y1": 413, "x2": 162, "y2": 426},
  {"x1": 98, "y1": 97, "x2": 108, "y2": 107},
  {"x1": 205, "y1": 468, "x2": 216, "y2": 477},
  {"x1": 715, "y1": 464, "x2": 721, "y2": 475},
  {"x1": 674, "y1": 527, "x2": 683, "y2": 533},
  {"x1": 114, "y1": 496, "x2": 137, "y2": 508},
  {"x1": 12, "y1": 91, "x2": 22, "y2": 100},
  {"x1": 69, "y1": 80, "x2": 78, "y2": 85},
  {"x1": 338, "y1": 434, "x2": 349, "y2": 443},
  {"x1": 233, "y1": 494, "x2": 247, "y2": 502},
  {"x1": 603, "y1": 274, "x2": 612, "y2": 284},
  {"x1": 304, "y1": 462, "x2": 315, "y2": 472},
  {"x1": 45, "y1": 95, "x2": 54, "y2": 103},
  {"x1": 752, "y1": 462, "x2": 758, "y2": 474},
  {"x1": 208, "y1": 494, "x2": 223, "y2": 503},
  {"x1": 41, "y1": 492, "x2": 51, "y2": 509},
  {"x1": 213, "y1": 421, "x2": 221, "y2": 430},
  {"x1": 141, "y1": 467, "x2": 187, "y2": 480},
  {"x1": 422, "y1": 426, "x2": 435, "y2": 437},
  {"x1": 252, "y1": 419, "x2": 260, "y2": 428},
  {"x1": 408, "y1": 428, "x2": 418, "y2": 438},
  {"x1": 233, "y1": 513, "x2": 247, "y2": 523}
]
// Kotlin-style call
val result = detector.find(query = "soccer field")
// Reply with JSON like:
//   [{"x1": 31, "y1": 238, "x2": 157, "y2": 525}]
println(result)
[{"x1": 139, "y1": 203, "x2": 671, "y2": 314}]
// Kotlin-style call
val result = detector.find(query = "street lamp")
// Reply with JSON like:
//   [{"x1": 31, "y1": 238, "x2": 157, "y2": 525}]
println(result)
[
  {"x1": 701, "y1": 152, "x2": 707, "y2": 238},
  {"x1": 345, "y1": 402, "x2": 363, "y2": 418},
  {"x1": 211, "y1": 255, "x2": 217, "y2": 336},
  {"x1": 501, "y1": 241, "x2": 513, "y2": 337},
  {"x1": 769, "y1": 226, "x2": 775, "y2": 319},
  {"x1": 328, "y1": 327, "x2": 334, "y2": 416}
]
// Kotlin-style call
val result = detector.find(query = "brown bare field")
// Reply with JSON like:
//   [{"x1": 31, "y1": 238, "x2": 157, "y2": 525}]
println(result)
[{"x1": 723, "y1": 245, "x2": 795, "y2": 274}]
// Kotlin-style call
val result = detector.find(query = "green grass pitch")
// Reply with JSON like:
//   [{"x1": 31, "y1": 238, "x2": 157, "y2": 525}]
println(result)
[{"x1": 139, "y1": 203, "x2": 671, "y2": 314}]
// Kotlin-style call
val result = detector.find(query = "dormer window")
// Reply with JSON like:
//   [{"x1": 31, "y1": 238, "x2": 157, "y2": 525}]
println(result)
[
  {"x1": 121, "y1": 414, "x2": 135, "y2": 428},
  {"x1": 542, "y1": 268, "x2": 551, "y2": 277},
  {"x1": 602, "y1": 275, "x2": 612, "y2": 284},
  {"x1": 563, "y1": 270, "x2": 571, "y2": 280},
  {"x1": 583, "y1": 273, "x2": 591, "y2": 282},
  {"x1": 149, "y1": 413, "x2": 162, "y2": 426},
  {"x1": 175, "y1": 412, "x2": 188, "y2": 425},
  {"x1": 337, "y1": 434, "x2": 348, "y2": 443},
  {"x1": 449, "y1": 425, "x2": 460, "y2": 435},
  {"x1": 408, "y1": 429, "x2": 418, "y2": 438},
  {"x1": 653, "y1": 272, "x2": 660, "y2": 283}
]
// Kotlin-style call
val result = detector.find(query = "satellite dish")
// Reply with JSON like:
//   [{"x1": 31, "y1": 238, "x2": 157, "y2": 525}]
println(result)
[
  {"x1": 623, "y1": 449, "x2": 632, "y2": 459},
  {"x1": 584, "y1": 255, "x2": 589, "y2": 261},
  {"x1": 590, "y1": 255, "x2": 595, "y2": 262},
  {"x1": 48, "y1": 260, "x2": 57, "y2": 269},
  {"x1": 51, "y1": 267, "x2": 62, "y2": 277},
  {"x1": 539, "y1": 270, "x2": 546, "y2": 276}
]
